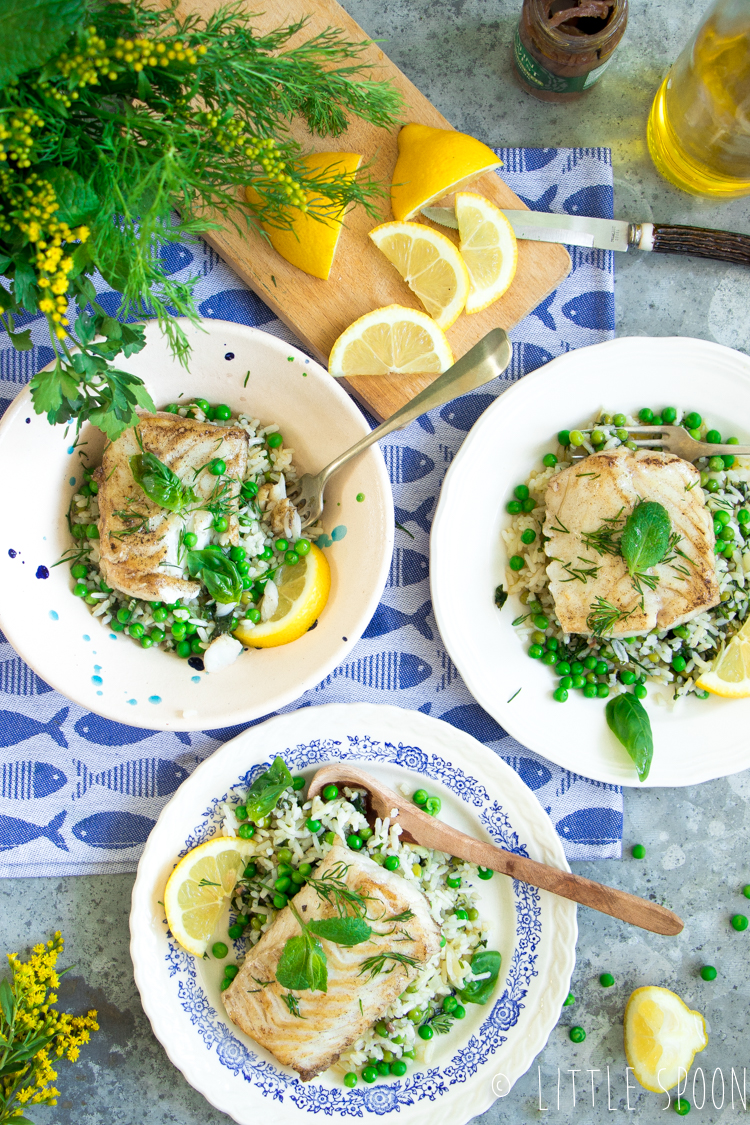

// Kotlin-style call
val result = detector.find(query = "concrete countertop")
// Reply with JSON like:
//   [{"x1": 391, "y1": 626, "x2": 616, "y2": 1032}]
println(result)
[{"x1": 2, "y1": 2, "x2": 749, "y2": 1122}]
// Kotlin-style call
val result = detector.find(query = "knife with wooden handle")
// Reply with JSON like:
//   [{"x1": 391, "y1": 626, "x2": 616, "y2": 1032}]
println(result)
[{"x1": 422, "y1": 206, "x2": 750, "y2": 265}]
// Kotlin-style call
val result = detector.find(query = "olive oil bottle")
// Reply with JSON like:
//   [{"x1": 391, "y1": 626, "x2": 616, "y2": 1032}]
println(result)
[{"x1": 647, "y1": 0, "x2": 750, "y2": 199}]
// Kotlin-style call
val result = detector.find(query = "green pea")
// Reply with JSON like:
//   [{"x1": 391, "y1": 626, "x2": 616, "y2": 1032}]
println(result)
[
  {"x1": 238, "y1": 822, "x2": 255, "y2": 840},
  {"x1": 241, "y1": 480, "x2": 259, "y2": 499},
  {"x1": 591, "y1": 429, "x2": 605, "y2": 446},
  {"x1": 541, "y1": 651, "x2": 557, "y2": 666},
  {"x1": 596, "y1": 683, "x2": 610, "y2": 699},
  {"x1": 652, "y1": 414, "x2": 663, "y2": 427},
  {"x1": 553, "y1": 687, "x2": 568, "y2": 703},
  {"x1": 275, "y1": 875, "x2": 292, "y2": 893},
  {"x1": 384, "y1": 855, "x2": 400, "y2": 871},
  {"x1": 599, "y1": 972, "x2": 615, "y2": 987},
  {"x1": 413, "y1": 789, "x2": 428, "y2": 806},
  {"x1": 520, "y1": 528, "x2": 536, "y2": 545},
  {"x1": 453, "y1": 1004, "x2": 466, "y2": 1019},
  {"x1": 731, "y1": 913, "x2": 748, "y2": 931},
  {"x1": 110, "y1": 619, "x2": 125, "y2": 632},
  {"x1": 407, "y1": 1008, "x2": 424, "y2": 1023},
  {"x1": 140, "y1": 635, "x2": 154, "y2": 649},
  {"x1": 555, "y1": 660, "x2": 571, "y2": 676},
  {"x1": 709, "y1": 455, "x2": 725, "y2": 471},
  {"x1": 506, "y1": 500, "x2": 522, "y2": 515},
  {"x1": 267, "y1": 432, "x2": 283, "y2": 449},
  {"x1": 699, "y1": 965, "x2": 717, "y2": 981},
  {"x1": 224, "y1": 964, "x2": 239, "y2": 981},
  {"x1": 86, "y1": 523, "x2": 99, "y2": 539},
  {"x1": 128, "y1": 621, "x2": 144, "y2": 639},
  {"x1": 418, "y1": 1025, "x2": 434, "y2": 1041},
  {"x1": 322, "y1": 784, "x2": 339, "y2": 801},
  {"x1": 528, "y1": 644, "x2": 544, "y2": 659},
  {"x1": 583, "y1": 683, "x2": 597, "y2": 699},
  {"x1": 545, "y1": 637, "x2": 559, "y2": 651},
  {"x1": 323, "y1": 831, "x2": 337, "y2": 845},
  {"x1": 176, "y1": 640, "x2": 191, "y2": 658},
  {"x1": 171, "y1": 621, "x2": 186, "y2": 640},
  {"x1": 625, "y1": 441, "x2": 638, "y2": 451},
  {"x1": 227, "y1": 923, "x2": 244, "y2": 940},
  {"x1": 582, "y1": 655, "x2": 596, "y2": 670},
  {"x1": 149, "y1": 626, "x2": 165, "y2": 646},
  {"x1": 275, "y1": 537, "x2": 289, "y2": 552},
  {"x1": 662, "y1": 407, "x2": 677, "y2": 424},
  {"x1": 742, "y1": 885, "x2": 750, "y2": 898},
  {"x1": 362, "y1": 1066, "x2": 378, "y2": 1084},
  {"x1": 533, "y1": 613, "x2": 549, "y2": 630},
  {"x1": 391, "y1": 1060, "x2": 407, "y2": 1077},
  {"x1": 347, "y1": 833, "x2": 364, "y2": 850},
  {"x1": 246, "y1": 608, "x2": 261, "y2": 624},
  {"x1": 344, "y1": 1072, "x2": 358, "y2": 1088},
  {"x1": 360, "y1": 827, "x2": 374, "y2": 842},
  {"x1": 521, "y1": 497, "x2": 536, "y2": 513},
  {"x1": 571, "y1": 675, "x2": 586, "y2": 689},
  {"x1": 586, "y1": 673, "x2": 597, "y2": 684},
  {"x1": 639, "y1": 408, "x2": 653, "y2": 423},
  {"x1": 542, "y1": 453, "x2": 558, "y2": 467},
  {"x1": 559, "y1": 676, "x2": 573, "y2": 691},
  {"x1": 558, "y1": 430, "x2": 571, "y2": 446},
  {"x1": 273, "y1": 894, "x2": 288, "y2": 910},
  {"x1": 673, "y1": 1097, "x2": 691, "y2": 1116},
  {"x1": 306, "y1": 818, "x2": 321, "y2": 832},
  {"x1": 375, "y1": 1021, "x2": 389, "y2": 1037},
  {"x1": 243, "y1": 863, "x2": 257, "y2": 879},
  {"x1": 291, "y1": 870, "x2": 306, "y2": 885},
  {"x1": 477, "y1": 866, "x2": 493, "y2": 880},
  {"x1": 706, "y1": 429, "x2": 722, "y2": 444},
  {"x1": 73, "y1": 582, "x2": 88, "y2": 597},
  {"x1": 722, "y1": 542, "x2": 735, "y2": 557},
  {"x1": 514, "y1": 484, "x2": 529, "y2": 501},
  {"x1": 71, "y1": 563, "x2": 88, "y2": 579},
  {"x1": 213, "y1": 515, "x2": 229, "y2": 533},
  {"x1": 212, "y1": 941, "x2": 228, "y2": 958},
  {"x1": 295, "y1": 538, "x2": 312, "y2": 556},
  {"x1": 291, "y1": 775, "x2": 306, "y2": 791},
  {"x1": 634, "y1": 683, "x2": 648, "y2": 699},
  {"x1": 116, "y1": 607, "x2": 131, "y2": 623},
  {"x1": 569, "y1": 430, "x2": 584, "y2": 447},
  {"x1": 446, "y1": 875, "x2": 461, "y2": 889},
  {"x1": 467, "y1": 907, "x2": 479, "y2": 921},
  {"x1": 152, "y1": 606, "x2": 168, "y2": 622},
  {"x1": 214, "y1": 403, "x2": 232, "y2": 420},
  {"x1": 569, "y1": 1026, "x2": 586, "y2": 1043},
  {"x1": 720, "y1": 525, "x2": 735, "y2": 542},
  {"x1": 563, "y1": 992, "x2": 575, "y2": 1006},
  {"x1": 728, "y1": 436, "x2": 740, "y2": 445},
  {"x1": 738, "y1": 509, "x2": 750, "y2": 526},
  {"x1": 595, "y1": 660, "x2": 608, "y2": 675},
  {"x1": 570, "y1": 662, "x2": 583, "y2": 675},
  {"x1": 619, "y1": 669, "x2": 636, "y2": 685},
  {"x1": 299, "y1": 863, "x2": 313, "y2": 877},
  {"x1": 689, "y1": 428, "x2": 702, "y2": 441},
  {"x1": 615, "y1": 428, "x2": 629, "y2": 441}
]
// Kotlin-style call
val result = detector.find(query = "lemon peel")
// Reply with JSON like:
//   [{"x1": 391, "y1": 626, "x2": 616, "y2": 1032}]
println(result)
[
  {"x1": 624, "y1": 986, "x2": 707, "y2": 1093},
  {"x1": 455, "y1": 192, "x2": 518, "y2": 313}
]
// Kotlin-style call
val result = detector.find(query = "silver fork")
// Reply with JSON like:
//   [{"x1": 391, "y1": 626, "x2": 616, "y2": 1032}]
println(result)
[
  {"x1": 289, "y1": 328, "x2": 513, "y2": 529},
  {"x1": 573, "y1": 425, "x2": 750, "y2": 462}
]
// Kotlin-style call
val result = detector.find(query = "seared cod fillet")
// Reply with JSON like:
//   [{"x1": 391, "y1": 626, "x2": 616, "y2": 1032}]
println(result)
[
  {"x1": 223, "y1": 844, "x2": 441, "y2": 1081},
  {"x1": 543, "y1": 447, "x2": 720, "y2": 637},
  {"x1": 95, "y1": 411, "x2": 248, "y2": 603}
]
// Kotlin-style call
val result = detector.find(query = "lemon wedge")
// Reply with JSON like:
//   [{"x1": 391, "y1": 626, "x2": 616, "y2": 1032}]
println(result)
[
  {"x1": 624, "y1": 986, "x2": 707, "y2": 1092},
  {"x1": 328, "y1": 304, "x2": 454, "y2": 378},
  {"x1": 369, "y1": 221, "x2": 470, "y2": 329},
  {"x1": 695, "y1": 616, "x2": 750, "y2": 697},
  {"x1": 246, "y1": 152, "x2": 362, "y2": 280},
  {"x1": 234, "y1": 542, "x2": 331, "y2": 648},
  {"x1": 164, "y1": 837, "x2": 254, "y2": 956},
  {"x1": 390, "y1": 123, "x2": 502, "y2": 222},
  {"x1": 455, "y1": 192, "x2": 518, "y2": 313}
]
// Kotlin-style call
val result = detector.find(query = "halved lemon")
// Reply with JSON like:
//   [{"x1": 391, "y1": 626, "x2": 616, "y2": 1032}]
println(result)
[
  {"x1": 695, "y1": 617, "x2": 750, "y2": 697},
  {"x1": 164, "y1": 837, "x2": 254, "y2": 956},
  {"x1": 624, "y1": 986, "x2": 707, "y2": 1092},
  {"x1": 234, "y1": 542, "x2": 331, "y2": 648},
  {"x1": 390, "y1": 123, "x2": 502, "y2": 222},
  {"x1": 455, "y1": 192, "x2": 518, "y2": 313},
  {"x1": 246, "y1": 151, "x2": 362, "y2": 280},
  {"x1": 369, "y1": 221, "x2": 470, "y2": 329},
  {"x1": 328, "y1": 304, "x2": 453, "y2": 377}
]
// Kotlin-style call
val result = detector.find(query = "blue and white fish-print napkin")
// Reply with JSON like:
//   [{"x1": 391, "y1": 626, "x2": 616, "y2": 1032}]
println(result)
[{"x1": 0, "y1": 147, "x2": 621, "y2": 878}]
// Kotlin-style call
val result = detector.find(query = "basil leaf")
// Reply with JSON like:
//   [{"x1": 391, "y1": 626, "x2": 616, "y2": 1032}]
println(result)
[
  {"x1": 130, "y1": 453, "x2": 197, "y2": 513},
  {"x1": 494, "y1": 585, "x2": 507, "y2": 610},
  {"x1": 307, "y1": 917, "x2": 372, "y2": 946},
  {"x1": 276, "y1": 932, "x2": 328, "y2": 993},
  {"x1": 620, "y1": 502, "x2": 671, "y2": 575},
  {"x1": 245, "y1": 757, "x2": 293, "y2": 822},
  {"x1": 456, "y1": 950, "x2": 501, "y2": 1006},
  {"x1": 605, "y1": 694, "x2": 653, "y2": 782},
  {"x1": 201, "y1": 566, "x2": 240, "y2": 604}
]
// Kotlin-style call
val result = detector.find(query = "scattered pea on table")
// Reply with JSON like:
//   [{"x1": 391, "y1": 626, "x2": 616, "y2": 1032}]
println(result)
[
  {"x1": 599, "y1": 972, "x2": 615, "y2": 987},
  {"x1": 569, "y1": 1026, "x2": 586, "y2": 1043},
  {"x1": 632, "y1": 844, "x2": 646, "y2": 859},
  {"x1": 700, "y1": 965, "x2": 717, "y2": 981},
  {"x1": 563, "y1": 992, "x2": 575, "y2": 1007},
  {"x1": 674, "y1": 1097, "x2": 691, "y2": 1116},
  {"x1": 731, "y1": 913, "x2": 748, "y2": 931}
]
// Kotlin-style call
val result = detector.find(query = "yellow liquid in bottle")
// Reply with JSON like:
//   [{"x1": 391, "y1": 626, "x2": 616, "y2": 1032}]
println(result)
[{"x1": 647, "y1": 13, "x2": 750, "y2": 199}]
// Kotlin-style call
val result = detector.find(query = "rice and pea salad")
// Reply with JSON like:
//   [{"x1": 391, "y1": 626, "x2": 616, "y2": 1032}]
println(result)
[
  {"x1": 64, "y1": 397, "x2": 321, "y2": 662},
  {"x1": 502, "y1": 405, "x2": 750, "y2": 709},
  {"x1": 217, "y1": 762, "x2": 499, "y2": 1087}
]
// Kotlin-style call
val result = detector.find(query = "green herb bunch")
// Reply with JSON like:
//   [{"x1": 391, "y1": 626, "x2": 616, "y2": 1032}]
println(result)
[{"x1": 0, "y1": 0, "x2": 403, "y2": 439}]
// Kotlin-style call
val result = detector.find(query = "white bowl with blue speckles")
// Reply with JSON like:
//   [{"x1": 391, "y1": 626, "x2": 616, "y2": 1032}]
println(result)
[{"x1": 0, "y1": 320, "x2": 393, "y2": 731}]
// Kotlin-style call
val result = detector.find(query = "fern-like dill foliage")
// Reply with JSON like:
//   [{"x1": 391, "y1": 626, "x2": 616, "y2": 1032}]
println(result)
[{"x1": 0, "y1": 0, "x2": 403, "y2": 439}]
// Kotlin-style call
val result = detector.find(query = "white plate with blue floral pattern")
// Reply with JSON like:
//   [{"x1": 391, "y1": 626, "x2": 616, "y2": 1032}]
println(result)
[{"x1": 129, "y1": 702, "x2": 576, "y2": 1125}]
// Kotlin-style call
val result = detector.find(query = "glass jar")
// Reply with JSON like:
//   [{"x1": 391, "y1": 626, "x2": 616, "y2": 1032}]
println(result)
[
  {"x1": 647, "y1": 0, "x2": 750, "y2": 199},
  {"x1": 513, "y1": 0, "x2": 629, "y2": 103}
]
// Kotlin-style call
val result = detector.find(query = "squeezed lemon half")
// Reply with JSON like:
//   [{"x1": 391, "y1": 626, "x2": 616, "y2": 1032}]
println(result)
[
  {"x1": 164, "y1": 837, "x2": 254, "y2": 956},
  {"x1": 234, "y1": 542, "x2": 331, "y2": 648},
  {"x1": 624, "y1": 986, "x2": 707, "y2": 1092}
]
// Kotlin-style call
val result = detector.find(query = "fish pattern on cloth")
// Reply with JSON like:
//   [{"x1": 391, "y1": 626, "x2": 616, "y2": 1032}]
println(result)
[{"x1": 0, "y1": 148, "x2": 623, "y2": 877}]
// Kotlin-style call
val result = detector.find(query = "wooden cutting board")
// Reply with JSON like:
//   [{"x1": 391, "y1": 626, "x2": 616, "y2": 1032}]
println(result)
[{"x1": 173, "y1": 0, "x2": 571, "y2": 419}]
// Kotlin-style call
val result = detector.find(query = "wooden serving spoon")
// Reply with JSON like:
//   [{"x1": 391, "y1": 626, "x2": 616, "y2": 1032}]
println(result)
[{"x1": 308, "y1": 764, "x2": 683, "y2": 937}]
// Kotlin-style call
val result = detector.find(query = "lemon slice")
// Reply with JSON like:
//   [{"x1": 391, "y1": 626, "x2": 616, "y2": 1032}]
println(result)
[
  {"x1": 455, "y1": 192, "x2": 518, "y2": 313},
  {"x1": 328, "y1": 304, "x2": 453, "y2": 377},
  {"x1": 246, "y1": 152, "x2": 362, "y2": 280},
  {"x1": 624, "y1": 986, "x2": 707, "y2": 1092},
  {"x1": 234, "y1": 542, "x2": 331, "y2": 649},
  {"x1": 369, "y1": 221, "x2": 470, "y2": 329},
  {"x1": 390, "y1": 123, "x2": 502, "y2": 222},
  {"x1": 164, "y1": 837, "x2": 254, "y2": 956},
  {"x1": 695, "y1": 616, "x2": 750, "y2": 697}
]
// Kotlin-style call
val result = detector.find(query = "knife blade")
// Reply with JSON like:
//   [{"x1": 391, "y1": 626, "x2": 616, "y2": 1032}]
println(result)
[{"x1": 420, "y1": 206, "x2": 750, "y2": 266}]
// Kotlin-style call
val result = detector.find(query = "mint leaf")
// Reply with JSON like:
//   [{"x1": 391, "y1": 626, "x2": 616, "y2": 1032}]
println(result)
[
  {"x1": 605, "y1": 694, "x2": 653, "y2": 782},
  {"x1": 457, "y1": 950, "x2": 501, "y2": 1005},
  {"x1": 244, "y1": 757, "x2": 293, "y2": 822},
  {"x1": 307, "y1": 917, "x2": 372, "y2": 946},
  {"x1": 0, "y1": 0, "x2": 85, "y2": 87},
  {"x1": 276, "y1": 931, "x2": 328, "y2": 993},
  {"x1": 620, "y1": 502, "x2": 671, "y2": 576}
]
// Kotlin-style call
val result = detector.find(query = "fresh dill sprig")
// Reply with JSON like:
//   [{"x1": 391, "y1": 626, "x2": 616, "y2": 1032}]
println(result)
[
  {"x1": 110, "y1": 504, "x2": 151, "y2": 539},
  {"x1": 307, "y1": 862, "x2": 370, "y2": 918},
  {"x1": 550, "y1": 556, "x2": 601, "y2": 584},
  {"x1": 282, "y1": 992, "x2": 305, "y2": 1019},
  {"x1": 358, "y1": 951, "x2": 419, "y2": 980},
  {"x1": 586, "y1": 598, "x2": 634, "y2": 637},
  {"x1": 429, "y1": 1012, "x2": 455, "y2": 1035},
  {"x1": 580, "y1": 510, "x2": 625, "y2": 557},
  {"x1": 548, "y1": 516, "x2": 569, "y2": 534}
]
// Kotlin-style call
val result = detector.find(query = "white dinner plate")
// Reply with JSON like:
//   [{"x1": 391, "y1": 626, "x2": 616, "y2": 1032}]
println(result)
[
  {"x1": 129, "y1": 703, "x2": 576, "y2": 1125},
  {"x1": 0, "y1": 319, "x2": 392, "y2": 731},
  {"x1": 431, "y1": 336, "x2": 750, "y2": 787}
]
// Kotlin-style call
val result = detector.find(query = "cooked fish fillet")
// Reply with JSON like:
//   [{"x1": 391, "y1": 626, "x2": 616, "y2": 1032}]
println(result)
[
  {"x1": 94, "y1": 411, "x2": 248, "y2": 603},
  {"x1": 543, "y1": 446, "x2": 720, "y2": 637},
  {"x1": 223, "y1": 844, "x2": 441, "y2": 1081}
]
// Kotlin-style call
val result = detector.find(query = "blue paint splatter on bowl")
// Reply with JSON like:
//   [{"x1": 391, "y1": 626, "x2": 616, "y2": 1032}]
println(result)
[
  {"x1": 109, "y1": 634, "x2": 117, "y2": 640},
  {"x1": 49, "y1": 610, "x2": 59, "y2": 621},
  {"x1": 149, "y1": 695, "x2": 161, "y2": 704},
  {"x1": 94, "y1": 665, "x2": 101, "y2": 673},
  {"x1": 127, "y1": 699, "x2": 137, "y2": 705},
  {"x1": 96, "y1": 690, "x2": 103, "y2": 696},
  {"x1": 8, "y1": 549, "x2": 16, "y2": 558},
  {"x1": 191, "y1": 676, "x2": 201, "y2": 683},
  {"x1": 92, "y1": 675, "x2": 103, "y2": 686},
  {"x1": 69, "y1": 477, "x2": 76, "y2": 486},
  {"x1": 67, "y1": 445, "x2": 75, "y2": 454},
  {"x1": 317, "y1": 525, "x2": 347, "y2": 548},
  {"x1": 224, "y1": 352, "x2": 234, "y2": 360},
  {"x1": 36, "y1": 565, "x2": 49, "y2": 579},
  {"x1": 83, "y1": 634, "x2": 90, "y2": 642}
]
